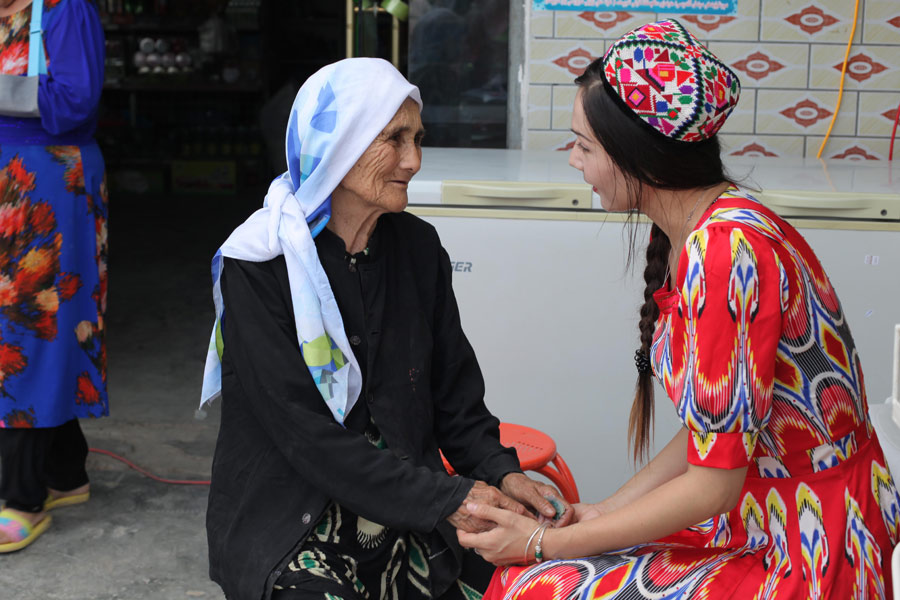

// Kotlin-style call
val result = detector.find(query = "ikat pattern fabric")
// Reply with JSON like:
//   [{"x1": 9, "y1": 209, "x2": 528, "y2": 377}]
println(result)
[
  {"x1": 602, "y1": 19, "x2": 740, "y2": 141},
  {"x1": 200, "y1": 58, "x2": 422, "y2": 424},
  {"x1": 482, "y1": 189, "x2": 900, "y2": 599}
]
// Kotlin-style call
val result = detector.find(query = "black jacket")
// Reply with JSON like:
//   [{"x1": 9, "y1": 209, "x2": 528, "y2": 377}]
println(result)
[{"x1": 206, "y1": 211, "x2": 521, "y2": 600}]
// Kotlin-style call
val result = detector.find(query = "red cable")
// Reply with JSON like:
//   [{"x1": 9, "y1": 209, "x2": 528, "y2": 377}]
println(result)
[
  {"x1": 890, "y1": 98, "x2": 900, "y2": 161},
  {"x1": 89, "y1": 447, "x2": 211, "y2": 486}
]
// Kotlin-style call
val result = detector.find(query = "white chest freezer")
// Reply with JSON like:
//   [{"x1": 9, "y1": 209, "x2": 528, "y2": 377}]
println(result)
[{"x1": 407, "y1": 148, "x2": 900, "y2": 503}]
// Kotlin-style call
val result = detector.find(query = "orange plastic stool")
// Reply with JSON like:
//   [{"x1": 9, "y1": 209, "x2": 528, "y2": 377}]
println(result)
[{"x1": 442, "y1": 422, "x2": 580, "y2": 503}]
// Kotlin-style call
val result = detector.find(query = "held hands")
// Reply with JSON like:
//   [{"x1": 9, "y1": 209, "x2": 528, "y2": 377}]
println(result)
[
  {"x1": 457, "y1": 503, "x2": 549, "y2": 566},
  {"x1": 447, "y1": 480, "x2": 530, "y2": 533},
  {"x1": 500, "y1": 472, "x2": 574, "y2": 527}
]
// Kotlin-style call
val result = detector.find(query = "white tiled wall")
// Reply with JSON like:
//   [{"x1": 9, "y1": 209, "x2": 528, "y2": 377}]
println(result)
[{"x1": 524, "y1": 0, "x2": 900, "y2": 159}]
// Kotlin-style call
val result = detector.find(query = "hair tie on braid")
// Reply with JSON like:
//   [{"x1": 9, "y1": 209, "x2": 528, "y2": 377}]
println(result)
[{"x1": 634, "y1": 349, "x2": 651, "y2": 375}]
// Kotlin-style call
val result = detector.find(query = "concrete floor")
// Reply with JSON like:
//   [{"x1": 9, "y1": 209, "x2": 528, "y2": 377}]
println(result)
[{"x1": 1, "y1": 191, "x2": 263, "y2": 599}]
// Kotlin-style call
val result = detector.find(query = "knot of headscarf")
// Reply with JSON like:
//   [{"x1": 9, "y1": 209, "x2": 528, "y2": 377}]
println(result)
[{"x1": 200, "y1": 58, "x2": 422, "y2": 424}]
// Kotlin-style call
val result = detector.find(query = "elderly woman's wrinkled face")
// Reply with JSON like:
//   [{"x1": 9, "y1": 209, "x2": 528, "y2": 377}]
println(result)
[{"x1": 337, "y1": 98, "x2": 424, "y2": 213}]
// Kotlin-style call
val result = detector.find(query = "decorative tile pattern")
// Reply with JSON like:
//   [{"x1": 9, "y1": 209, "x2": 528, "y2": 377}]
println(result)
[
  {"x1": 805, "y1": 136, "x2": 894, "y2": 160},
  {"x1": 555, "y1": 11, "x2": 648, "y2": 38},
  {"x1": 760, "y1": 0, "x2": 862, "y2": 44},
  {"x1": 862, "y1": 0, "x2": 900, "y2": 44},
  {"x1": 729, "y1": 141, "x2": 778, "y2": 157},
  {"x1": 709, "y1": 42, "x2": 808, "y2": 88},
  {"x1": 756, "y1": 90, "x2": 857, "y2": 136},
  {"x1": 857, "y1": 92, "x2": 899, "y2": 137},
  {"x1": 810, "y1": 45, "x2": 900, "y2": 91},
  {"x1": 529, "y1": 39, "x2": 603, "y2": 84},
  {"x1": 553, "y1": 48, "x2": 596, "y2": 76},
  {"x1": 785, "y1": 5, "x2": 838, "y2": 35},
  {"x1": 680, "y1": 14, "x2": 736, "y2": 33},
  {"x1": 733, "y1": 52, "x2": 784, "y2": 81},
  {"x1": 523, "y1": 1, "x2": 899, "y2": 158},
  {"x1": 719, "y1": 134, "x2": 806, "y2": 157},
  {"x1": 780, "y1": 99, "x2": 833, "y2": 128},
  {"x1": 559, "y1": 11, "x2": 661, "y2": 39},
  {"x1": 655, "y1": 1, "x2": 759, "y2": 42}
]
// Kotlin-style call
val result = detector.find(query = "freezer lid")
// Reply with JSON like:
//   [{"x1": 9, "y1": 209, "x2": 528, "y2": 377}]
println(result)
[{"x1": 407, "y1": 148, "x2": 900, "y2": 220}]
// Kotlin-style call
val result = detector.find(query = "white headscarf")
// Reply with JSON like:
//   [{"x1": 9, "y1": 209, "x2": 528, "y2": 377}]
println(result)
[{"x1": 200, "y1": 58, "x2": 422, "y2": 424}]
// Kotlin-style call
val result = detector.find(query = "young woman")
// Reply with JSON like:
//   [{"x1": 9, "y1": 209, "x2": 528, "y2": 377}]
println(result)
[{"x1": 457, "y1": 19, "x2": 900, "y2": 599}]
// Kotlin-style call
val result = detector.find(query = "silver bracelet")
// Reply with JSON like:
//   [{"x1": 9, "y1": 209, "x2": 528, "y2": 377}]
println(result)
[
  {"x1": 534, "y1": 524, "x2": 549, "y2": 563},
  {"x1": 523, "y1": 524, "x2": 543, "y2": 564}
]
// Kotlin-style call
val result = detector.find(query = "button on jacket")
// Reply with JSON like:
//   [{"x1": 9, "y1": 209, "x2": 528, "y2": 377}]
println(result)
[{"x1": 207, "y1": 211, "x2": 521, "y2": 600}]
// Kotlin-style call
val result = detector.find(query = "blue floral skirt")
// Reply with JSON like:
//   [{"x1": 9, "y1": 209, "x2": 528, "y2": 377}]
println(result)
[{"x1": 0, "y1": 141, "x2": 108, "y2": 429}]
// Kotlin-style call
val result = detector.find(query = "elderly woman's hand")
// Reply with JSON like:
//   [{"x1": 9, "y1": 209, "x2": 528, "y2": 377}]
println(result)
[
  {"x1": 448, "y1": 481, "x2": 531, "y2": 533},
  {"x1": 500, "y1": 472, "x2": 574, "y2": 527},
  {"x1": 456, "y1": 503, "x2": 547, "y2": 566}
]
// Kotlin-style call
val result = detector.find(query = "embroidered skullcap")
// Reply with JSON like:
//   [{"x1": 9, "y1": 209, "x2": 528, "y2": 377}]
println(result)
[{"x1": 601, "y1": 19, "x2": 740, "y2": 142}]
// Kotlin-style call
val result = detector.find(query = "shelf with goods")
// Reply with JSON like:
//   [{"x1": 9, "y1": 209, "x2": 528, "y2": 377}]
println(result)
[{"x1": 98, "y1": 0, "x2": 267, "y2": 195}]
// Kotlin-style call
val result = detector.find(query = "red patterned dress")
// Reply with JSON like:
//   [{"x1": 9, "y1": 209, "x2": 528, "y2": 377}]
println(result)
[
  {"x1": 485, "y1": 189, "x2": 900, "y2": 599},
  {"x1": 0, "y1": 0, "x2": 108, "y2": 428}
]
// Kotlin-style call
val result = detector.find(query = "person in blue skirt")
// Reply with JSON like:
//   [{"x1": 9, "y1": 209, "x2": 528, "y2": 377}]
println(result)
[{"x1": 0, "y1": 0, "x2": 108, "y2": 552}]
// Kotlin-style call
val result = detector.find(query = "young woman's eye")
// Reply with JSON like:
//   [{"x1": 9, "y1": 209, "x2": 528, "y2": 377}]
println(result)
[{"x1": 577, "y1": 141, "x2": 589, "y2": 153}]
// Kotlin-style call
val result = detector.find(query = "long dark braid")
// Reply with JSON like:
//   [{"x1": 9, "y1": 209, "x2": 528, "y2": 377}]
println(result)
[
  {"x1": 629, "y1": 224, "x2": 671, "y2": 462},
  {"x1": 575, "y1": 59, "x2": 729, "y2": 462}
]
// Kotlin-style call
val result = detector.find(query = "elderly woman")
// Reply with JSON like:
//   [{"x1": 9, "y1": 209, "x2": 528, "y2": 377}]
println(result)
[{"x1": 200, "y1": 58, "x2": 571, "y2": 600}]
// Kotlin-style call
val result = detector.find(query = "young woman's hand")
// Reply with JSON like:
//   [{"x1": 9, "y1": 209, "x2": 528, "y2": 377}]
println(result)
[
  {"x1": 456, "y1": 502, "x2": 549, "y2": 566},
  {"x1": 571, "y1": 502, "x2": 604, "y2": 523}
]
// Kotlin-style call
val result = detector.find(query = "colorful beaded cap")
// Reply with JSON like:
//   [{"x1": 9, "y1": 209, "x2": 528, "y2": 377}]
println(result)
[{"x1": 602, "y1": 19, "x2": 740, "y2": 142}]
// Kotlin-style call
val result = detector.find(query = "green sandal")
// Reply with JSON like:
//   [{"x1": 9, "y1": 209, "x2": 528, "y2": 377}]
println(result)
[{"x1": 0, "y1": 509, "x2": 52, "y2": 554}]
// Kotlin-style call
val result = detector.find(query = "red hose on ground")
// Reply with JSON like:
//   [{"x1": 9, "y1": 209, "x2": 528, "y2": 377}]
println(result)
[{"x1": 89, "y1": 447, "x2": 211, "y2": 486}]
